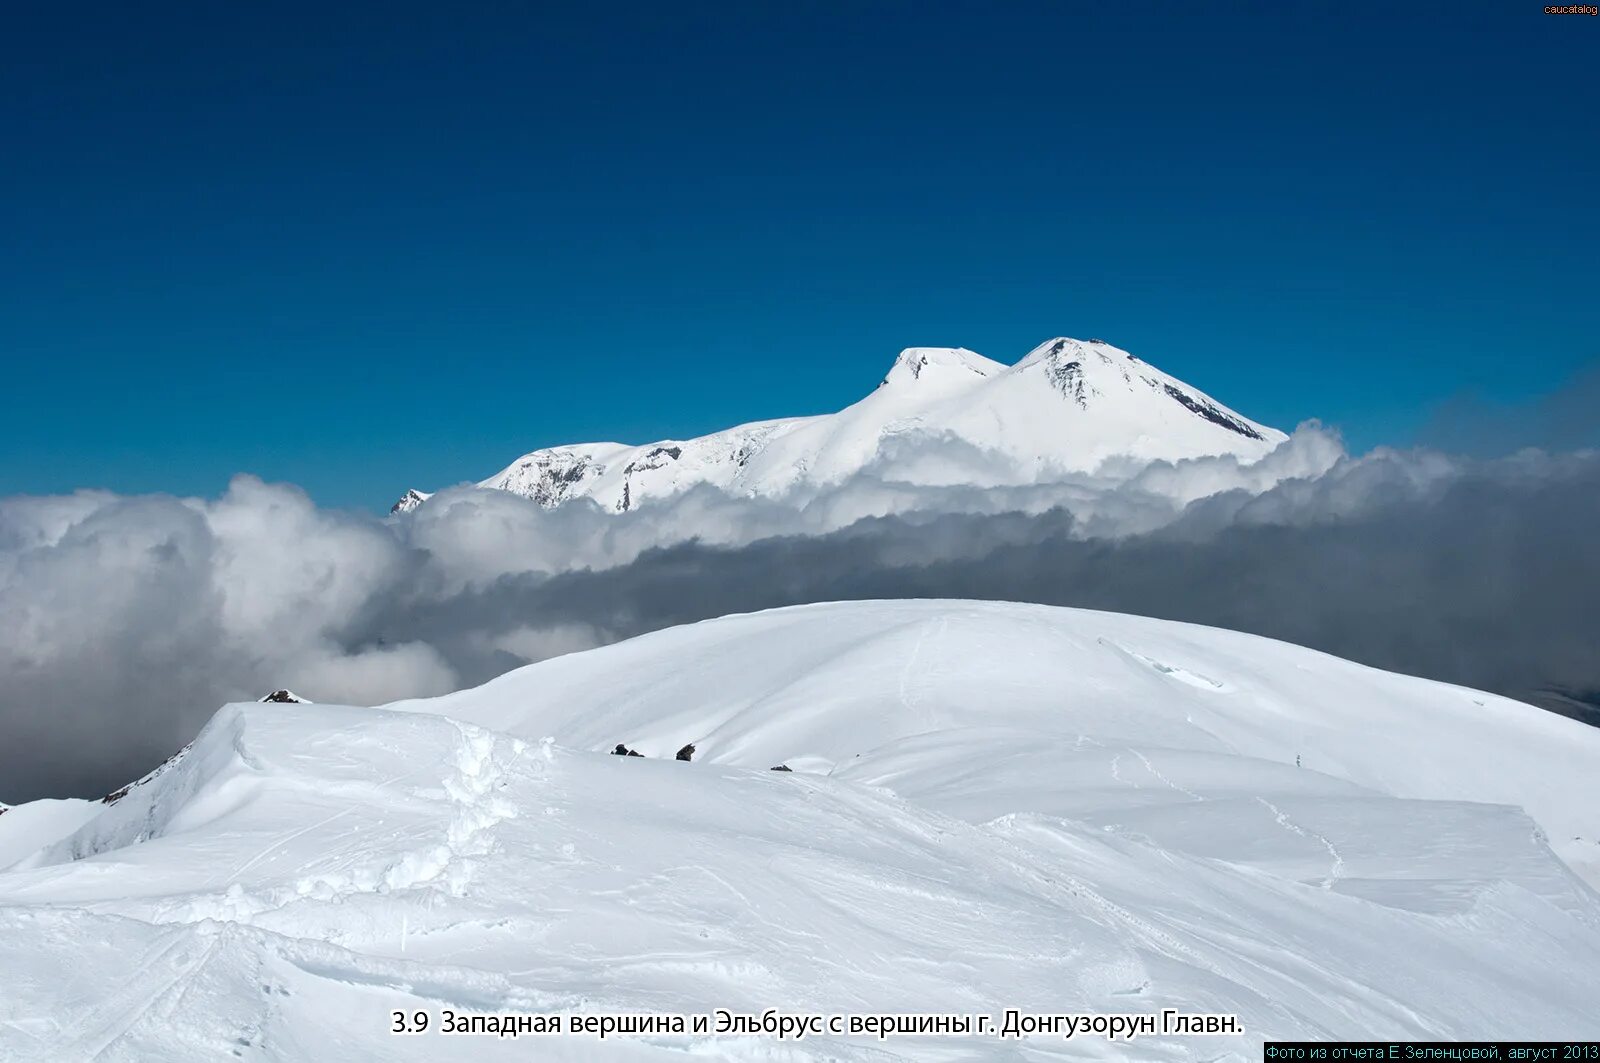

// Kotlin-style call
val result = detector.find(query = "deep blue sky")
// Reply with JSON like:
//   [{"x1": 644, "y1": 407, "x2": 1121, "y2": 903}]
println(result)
[{"x1": 3, "y1": 2, "x2": 1595, "y2": 509}]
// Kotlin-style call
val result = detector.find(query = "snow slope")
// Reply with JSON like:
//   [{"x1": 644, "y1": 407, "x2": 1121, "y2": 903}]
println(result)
[
  {"x1": 0, "y1": 798, "x2": 101, "y2": 870},
  {"x1": 393, "y1": 339, "x2": 1286, "y2": 513},
  {"x1": 2, "y1": 601, "x2": 1597, "y2": 1061}
]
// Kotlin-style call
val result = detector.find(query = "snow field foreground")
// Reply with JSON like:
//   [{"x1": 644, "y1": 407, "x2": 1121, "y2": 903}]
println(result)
[{"x1": 2, "y1": 600, "x2": 1599, "y2": 1060}]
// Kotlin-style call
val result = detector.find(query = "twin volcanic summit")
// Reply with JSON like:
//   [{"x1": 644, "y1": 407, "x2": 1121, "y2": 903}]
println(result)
[{"x1": 391, "y1": 337, "x2": 1286, "y2": 514}]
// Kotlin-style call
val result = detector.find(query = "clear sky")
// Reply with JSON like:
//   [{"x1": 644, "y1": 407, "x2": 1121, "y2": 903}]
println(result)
[{"x1": 3, "y1": 2, "x2": 1595, "y2": 510}]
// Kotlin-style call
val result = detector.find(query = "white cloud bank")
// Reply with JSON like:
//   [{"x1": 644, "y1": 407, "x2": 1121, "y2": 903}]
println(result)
[{"x1": 3, "y1": 424, "x2": 1597, "y2": 801}]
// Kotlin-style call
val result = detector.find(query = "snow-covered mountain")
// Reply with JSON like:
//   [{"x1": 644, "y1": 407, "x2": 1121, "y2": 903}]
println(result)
[
  {"x1": 3, "y1": 601, "x2": 1597, "y2": 1060},
  {"x1": 393, "y1": 338, "x2": 1286, "y2": 514}
]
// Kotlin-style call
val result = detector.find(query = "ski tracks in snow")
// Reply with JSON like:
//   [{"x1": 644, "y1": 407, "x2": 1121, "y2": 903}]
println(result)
[
  {"x1": 1253, "y1": 797, "x2": 1346, "y2": 890},
  {"x1": 1110, "y1": 746, "x2": 1204, "y2": 804},
  {"x1": 1129, "y1": 748, "x2": 1204, "y2": 802},
  {"x1": 896, "y1": 616, "x2": 947, "y2": 719}
]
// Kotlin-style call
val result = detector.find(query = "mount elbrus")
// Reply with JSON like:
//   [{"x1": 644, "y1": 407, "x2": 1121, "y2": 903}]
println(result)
[{"x1": 392, "y1": 337, "x2": 1285, "y2": 515}]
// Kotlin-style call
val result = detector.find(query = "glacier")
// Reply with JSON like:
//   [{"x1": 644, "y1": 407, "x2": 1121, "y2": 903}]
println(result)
[{"x1": 393, "y1": 338, "x2": 1288, "y2": 514}]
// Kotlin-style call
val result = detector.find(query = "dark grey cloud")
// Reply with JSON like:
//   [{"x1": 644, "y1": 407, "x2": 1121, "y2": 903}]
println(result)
[
  {"x1": 3, "y1": 436, "x2": 1598, "y2": 803},
  {"x1": 376, "y1": 447, "x2": 1600, "y2": 709}
]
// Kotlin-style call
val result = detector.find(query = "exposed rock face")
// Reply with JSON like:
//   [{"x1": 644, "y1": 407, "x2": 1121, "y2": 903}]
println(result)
[
  {"x1": 258, "y1": 690, "x2": 308, "y2": 704},
  {"x1": 1160, "y1": 383, "x2": 1264, "y2": 440},
  {"x1": 611, "y1": 743, "x2": 644, "y2": 758},
  {"x1": 676, "y1": 743, "x2": 695, "y2": 763},
  {"x1": 390, "y1": 489, "x2": 431, "y2": 515},
  {"x1": 102, "y1": 742, "x2": 192, "y2": 805}
]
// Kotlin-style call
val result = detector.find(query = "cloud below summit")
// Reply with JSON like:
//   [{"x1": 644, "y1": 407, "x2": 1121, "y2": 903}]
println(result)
[{"x1": 2, "y1": 427, "x2": 1597, "y2": 802}]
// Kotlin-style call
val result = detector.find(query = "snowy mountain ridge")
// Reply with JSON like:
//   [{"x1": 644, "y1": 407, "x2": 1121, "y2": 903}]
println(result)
[
  {"x1": 2, "y1": 600, "x2": 1597, "y2": 1059},
  {"x1": 393, "y1": 337, "x2": 1286, "y2": 514}
]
